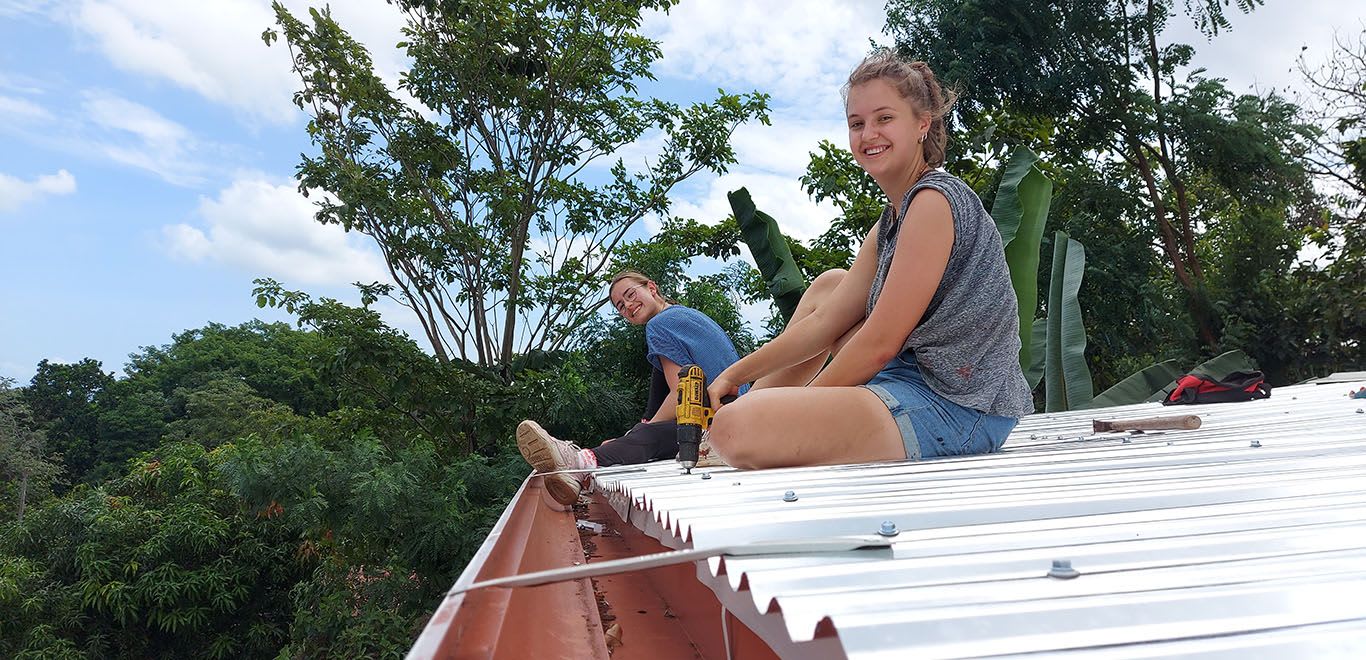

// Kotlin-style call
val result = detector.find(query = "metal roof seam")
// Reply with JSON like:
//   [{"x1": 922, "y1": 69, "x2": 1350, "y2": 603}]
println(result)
[{"x1": 588, "y1": 379, "x2": 1366, "y2": 658}]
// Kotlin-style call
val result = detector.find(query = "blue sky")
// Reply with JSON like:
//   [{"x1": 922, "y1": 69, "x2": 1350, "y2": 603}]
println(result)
[{"x1": 1, "y1": 0, "x2": 1361, "y2": 384}]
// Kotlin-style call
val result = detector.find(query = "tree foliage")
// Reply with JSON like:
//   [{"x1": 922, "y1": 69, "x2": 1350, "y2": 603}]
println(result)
[
  {"x1": 881, "y1": 0, "x2": 1359, "y2": 388},
  {"x1": 1300, "y1": 26, "x2": 1366, "y2": 201},
  {"x1": 2, "y1": 443, "x2": 304, "y2": 659},
  {"x1": 125, "y1": 322, "x2": 337, "y2": 417},
  {"x1": 1, "y1": 310, "x2": 548, "y2": 657},
  {"x1": 23, "y1": 359, "x2": 111, "y2": 487},
  {"x1": 797, "y1": 140, "x2": 885, "y2": 277},
  {"x1": 885, "y1": 0, "x2": 1324, "y2": 354},
  {"x1": 8, "y1": 4, "x2": 1366, "y2": 659},
  {"x1": 264, "y1": 0, "x2": 768, "y2": 376},
  {"x1": 0, "y1": 378, "x2": 63, "y2": 522}
]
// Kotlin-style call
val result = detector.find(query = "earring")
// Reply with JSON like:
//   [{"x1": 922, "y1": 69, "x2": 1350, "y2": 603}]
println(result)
[{"x1": 918, "y1": 133, "x2": 927, "y2": 144}]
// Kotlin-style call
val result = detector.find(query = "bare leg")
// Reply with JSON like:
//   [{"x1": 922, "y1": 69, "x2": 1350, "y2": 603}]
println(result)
[
  {"x1": 707, "y1": 386, "x2": 904, "y2": 469},
  {"x1": 753, "y1": 269, "x2": 861, "y2": 389}
]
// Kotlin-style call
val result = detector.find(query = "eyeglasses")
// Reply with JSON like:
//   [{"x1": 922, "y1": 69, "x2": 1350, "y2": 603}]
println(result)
[{"x1": 613, "y1": 284, "x2": 647, "y2": 315}]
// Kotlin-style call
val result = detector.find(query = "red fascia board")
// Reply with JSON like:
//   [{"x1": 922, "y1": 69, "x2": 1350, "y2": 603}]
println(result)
[{"x1": 408, "y1": 475, "x2": 610, "y2": 660}]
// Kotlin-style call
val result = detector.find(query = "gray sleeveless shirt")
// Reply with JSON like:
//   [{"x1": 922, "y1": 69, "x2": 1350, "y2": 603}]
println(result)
[{"x1": 866, "y1": 170, "x2": 1034, "y2": 417}]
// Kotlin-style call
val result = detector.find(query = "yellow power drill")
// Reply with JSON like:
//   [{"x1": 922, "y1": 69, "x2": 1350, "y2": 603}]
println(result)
[{"x1": 675, "y1": 365, "x2": 735, "y2": 473}]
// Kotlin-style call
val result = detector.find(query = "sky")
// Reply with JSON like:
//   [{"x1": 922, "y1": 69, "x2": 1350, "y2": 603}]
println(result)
[{"x1": 1, "y1": 0, "x2": 1362, "y2": 385}]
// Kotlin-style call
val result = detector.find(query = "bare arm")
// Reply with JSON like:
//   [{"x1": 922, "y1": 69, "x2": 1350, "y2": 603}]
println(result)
[{"x1": 810, "y1": 190, "x2": 953, "y2": 387}]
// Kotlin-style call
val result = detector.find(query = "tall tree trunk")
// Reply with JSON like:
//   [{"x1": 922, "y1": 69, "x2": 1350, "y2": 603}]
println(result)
[
  {"x1": 500, "y1": 221, "x2": 529, "y2": 381},
  {"x1": 1136, "y1": 2, "x2": 1219, "y2": 351},
  {"x1": 1129, "y1": 141, "x2": 1221, "y2": 350},
  {"x1": 1169, "y1": 175, "x2": 1205, "y2": 280}
]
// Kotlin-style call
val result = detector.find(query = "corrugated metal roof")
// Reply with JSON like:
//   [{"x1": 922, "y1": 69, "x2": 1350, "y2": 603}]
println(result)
[{"x1": 591, "y1": 379, "x2": 1366, "y2": 658}]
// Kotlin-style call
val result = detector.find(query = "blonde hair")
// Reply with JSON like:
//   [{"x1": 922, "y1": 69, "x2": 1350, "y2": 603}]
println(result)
[
  {"x1": 844, "y1": 48, "x2": 957, "y2": 169},
  {"x1": 608, "y1": 270, "x2": 673, "y2": 304}
]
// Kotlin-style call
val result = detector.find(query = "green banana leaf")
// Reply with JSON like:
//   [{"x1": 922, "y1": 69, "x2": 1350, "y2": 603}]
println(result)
[
  {"x1": 989, "y1": 146, "x2": 1052, "y2": 376},
  {"x1": 1146, "y1": 349, "x2": 1260, "y2": 403},
  {"x1": 1024, "y1": 319, "x2": 1046, "y2": 389},
  {"x1": 728, "y1": 188, "x2": 807, "y2": 323},
  {"x1": 1044, "y1": 231, "x2": 1093, "y2": 412},
  {"x1": 1088, "y1": 359, "x2": 1184, "y2": 409}
]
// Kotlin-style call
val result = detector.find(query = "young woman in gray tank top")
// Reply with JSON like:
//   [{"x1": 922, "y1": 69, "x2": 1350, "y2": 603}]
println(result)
[{"x1": 705, "y1": 49, "x2": 1033, "y2": 469}]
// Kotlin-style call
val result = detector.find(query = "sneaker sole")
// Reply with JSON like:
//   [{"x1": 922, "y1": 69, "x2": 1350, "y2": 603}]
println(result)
[
  {"x1": 545, "y1": 474, "x2": 582, "y2": 506},
  {"x1": 517, "y1": 421, "x2": 582, "y2": 505},
  {"x1": 517, "y1": 420, "x2": 562, "y2": 473}
]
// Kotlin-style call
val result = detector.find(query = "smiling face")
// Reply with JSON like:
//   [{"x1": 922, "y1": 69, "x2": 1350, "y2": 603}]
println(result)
[
  {"x1": 846, "y1": 78, "x2": 931, "y2": 190},
  {"x1": 609, "y1": 277, "x2": 666, "y2": 325}
]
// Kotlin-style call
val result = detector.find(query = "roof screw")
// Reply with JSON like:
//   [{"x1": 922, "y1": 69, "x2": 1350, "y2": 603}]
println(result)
[
  {"x1": 1048, "y1": 559, "x2": 1079, "y2": 579},
  {"x1": 782, "y1": 490, "x2": 798, "y2": 502},
  {"x1": 878, "y1": 520, "x2": 899, "y2": 537},
  {"x1": 1250, "y1": 440, "x2": 1262, "y2": 448},
  {"x1": 1167, "y1": 441, "x2": 1173, "y2": 446},
  {"x1": 1357, "y1": 409, "x2": 1364, "y2": 414},
  {"x1": 701, "y1": 473, "x2": 711, "y2": 480},
  {"x1": 732, "y1": 482, "x2": 741, "y2": 486}
]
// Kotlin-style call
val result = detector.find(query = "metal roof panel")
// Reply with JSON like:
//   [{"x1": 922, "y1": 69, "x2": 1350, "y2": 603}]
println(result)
[{"x1": 593, "y1": 379, "x2": 1366, "y2": 657}]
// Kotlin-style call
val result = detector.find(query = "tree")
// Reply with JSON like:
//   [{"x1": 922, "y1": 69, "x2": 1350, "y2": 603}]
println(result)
[
  {"x1": 24, "y1": 358, "x2": 112, "y2": 486},
  {"x1": 1044, "y1": 159, "x2": 1182, "y2": 388},
  {"x1": 885, "y1": 0, "x2": 1309, "y2": 351},
  {"x1": 87, "y1": 381, "x2": 170, "y2": 485},
  {"x1": 1, "y1": 442, "x2": 307, "y2": 659},
  {"x1": 1294, "y1": 27, "x2": 1366, "y2": 376},
  {"x1": 0, "y1": 378, "x2": 64, "y2": 521},
  {"x1": 162, "y1": 378, "x2": 299, "y2": 449},
  {"x1": 263, "y1": 0, "x2": 769, "y2": 378},
  {"x1": 1300, "y1": 26, "x2": 1366, "y2": 201},
  {"x1": 125, "y1": 322, "x2": 337, "y2": 417},
  {"x1": 798, "y1": 140, "x2": 886, "y2": 277}
]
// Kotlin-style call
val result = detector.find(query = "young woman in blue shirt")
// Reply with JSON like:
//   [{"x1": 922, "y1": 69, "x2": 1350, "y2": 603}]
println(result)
[{"x1": 517, "y1": 270, "x2": 746, "y2": 504}]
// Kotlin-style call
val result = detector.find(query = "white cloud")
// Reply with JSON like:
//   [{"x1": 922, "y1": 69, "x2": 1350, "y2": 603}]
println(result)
[
  {"x1": 647, "y1": 108, "x2": 850, "y2": 239},
  {"x1": 631, "y1": 1, "x2": 875, "y2": 250},
  {"x1": 0, "y1": 0, "x2": 49, "y2": 17},
  {"x1": 0, "y1": 89, "x2": 225, "y2": 187},
  {"x1": 81, "y1": 90, "x2": 207, "y2": 185},
  {"x1": 63, "y1": 0, "x2": 410, "y2": 125},
  {"x1": 668, "y1": 170, "x2": 840, "y2": 243},
  {"x1": 729, "y1": 113, "x2": 849, "y2": 177},
  {"x1": 642, "y1": 0, "x2": 885, "y2": 111},
  {"x1": 0, "y1": 95, "x2": 52, "y2": 122},
  {"x1": 0, "y1": 359, "x2": 29, "y2": 383},
  {"x1": 161, "y1": 174, "x2": 390, "y2": 286},
  {"x1": 0, "y1": 169, "x2": 77, "y2": 213}
]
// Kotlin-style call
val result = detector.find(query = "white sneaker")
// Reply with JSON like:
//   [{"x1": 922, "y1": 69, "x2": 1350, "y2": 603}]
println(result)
[{"x1": 517, "y1": 420, "x2": 586, "y2": 505}]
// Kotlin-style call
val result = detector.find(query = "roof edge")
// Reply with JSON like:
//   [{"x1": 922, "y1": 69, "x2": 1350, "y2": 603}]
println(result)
[{"x1": 407, "y1": 474, "x2": 610, "y2": 660}]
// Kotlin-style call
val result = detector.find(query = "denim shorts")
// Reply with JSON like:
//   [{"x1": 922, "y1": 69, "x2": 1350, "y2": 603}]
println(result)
[{"x1": 861, "y1": 350, "x2": 1017, "y2": 460}]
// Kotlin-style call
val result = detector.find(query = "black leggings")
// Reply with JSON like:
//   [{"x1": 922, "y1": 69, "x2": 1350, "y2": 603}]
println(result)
[{"x1": 592, "y1": 420, "x2": 678, "y2": 467}]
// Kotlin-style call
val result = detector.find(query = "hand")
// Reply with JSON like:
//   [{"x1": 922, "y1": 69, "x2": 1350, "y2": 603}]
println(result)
[{"x1": 707, "y1": 374, "x2": 742, "y2": 411}]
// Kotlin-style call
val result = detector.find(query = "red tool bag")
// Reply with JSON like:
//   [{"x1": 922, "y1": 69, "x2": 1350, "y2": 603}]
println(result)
[{"x1": 1163, "y1": 371, "x2": 1271, "y2": 405}]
